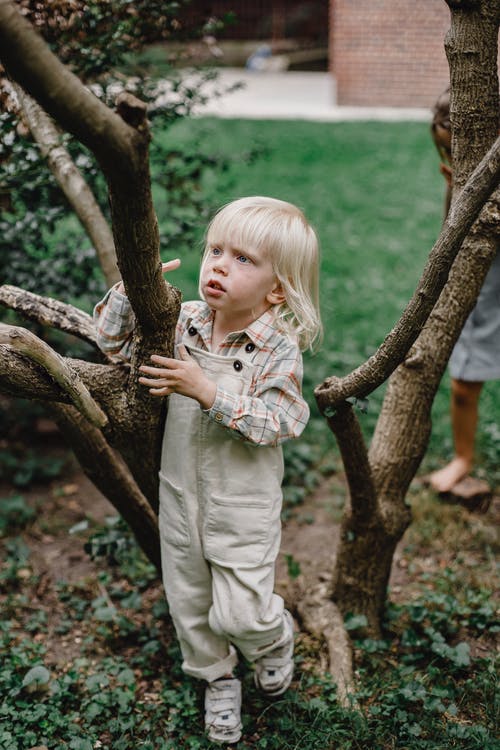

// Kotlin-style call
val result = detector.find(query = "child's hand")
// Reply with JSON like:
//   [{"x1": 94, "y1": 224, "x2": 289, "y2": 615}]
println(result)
[
  {"x1": 116, "y1": 258, "x2": 181, "y2": 295},
  {"x1": 138, "y1": 345, "x2": 217, "y2": 410}
]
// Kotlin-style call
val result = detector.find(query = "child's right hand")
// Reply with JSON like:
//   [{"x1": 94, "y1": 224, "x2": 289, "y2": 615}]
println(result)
[{"x1": 116, "y1": 258, "x2": 181, "y2": 295}]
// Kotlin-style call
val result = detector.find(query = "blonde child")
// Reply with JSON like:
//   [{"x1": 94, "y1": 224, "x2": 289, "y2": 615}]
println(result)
[{"x1": 94, "y1": 196, "x2": 322, "y2": 744}]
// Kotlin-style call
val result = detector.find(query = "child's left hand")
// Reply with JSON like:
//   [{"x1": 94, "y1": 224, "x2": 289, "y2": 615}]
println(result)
[{"x1": 138, "y1": 345, "x2": 217, "y2": 410}]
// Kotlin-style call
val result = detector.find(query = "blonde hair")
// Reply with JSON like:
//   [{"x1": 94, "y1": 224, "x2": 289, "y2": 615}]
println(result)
[{"x1": 201, "y1": 196, "x2": 322, "y2": 351}]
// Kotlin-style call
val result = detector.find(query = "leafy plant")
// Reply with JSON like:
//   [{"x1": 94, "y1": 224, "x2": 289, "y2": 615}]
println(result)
[
  {"x1": 0, "y1": 448, "x2": 66, "y2": 487},
  {"x1": 0, "y1": 496, "x2": 35, "y2": 536},
  {"x1": 85, "y1": 517, "x2": 157, "y2": 588}
]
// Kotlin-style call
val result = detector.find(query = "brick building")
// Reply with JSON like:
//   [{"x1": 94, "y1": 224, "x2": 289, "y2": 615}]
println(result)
[
  {"x1": 182, "y1": 1, "x2": 454, "y2": 108},
  {"x1": 330, "y1": 0, "x2": 451, "y2": 108}
]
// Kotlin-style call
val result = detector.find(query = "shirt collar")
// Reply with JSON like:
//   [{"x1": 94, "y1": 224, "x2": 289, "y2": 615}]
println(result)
[{"x1": 187, "y1": 303, "x2": 279, "y2": 350}]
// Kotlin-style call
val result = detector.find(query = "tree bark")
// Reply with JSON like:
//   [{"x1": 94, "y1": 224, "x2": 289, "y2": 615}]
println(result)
[
  {"x1": 0, "y1": 0, "x2": 182, "y2": 565},
  {"x1": 324, "y1": 0, "x2": 499, "y2": 638}
]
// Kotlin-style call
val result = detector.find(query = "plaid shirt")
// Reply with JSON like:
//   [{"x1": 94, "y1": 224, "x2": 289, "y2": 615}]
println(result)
[{"x1": 94, "y1": 288, "x2": 309, "y2": 446}]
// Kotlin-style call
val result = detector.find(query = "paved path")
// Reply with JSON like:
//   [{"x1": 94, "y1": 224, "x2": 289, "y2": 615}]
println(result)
[{"x1": 192, "y1": 68, "x2": 431, "y2": 122}]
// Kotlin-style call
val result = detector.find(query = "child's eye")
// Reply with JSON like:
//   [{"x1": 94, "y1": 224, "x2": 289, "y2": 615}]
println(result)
[
  {"x1": 236, "y1": 254, "x2": 251, "y2": 264},
  {"x1": 211, "y1": 247, "x2": 222, "y2": 256}
]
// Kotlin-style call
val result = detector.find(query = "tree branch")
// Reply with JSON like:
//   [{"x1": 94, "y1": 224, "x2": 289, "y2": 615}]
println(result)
[
  {"x1": 315, "y1": 136, "x2": 500, "y2": 413},
  {"x1": 0, "y1": 0, "x2": 180, "y2": 339},
  {"x1": 0, "y1": 285, "x2": 99, "y2": 349},
  {"x1": 50, "y1": 402, "x2": 161, "y2": 572},
  {"x1": 0, "y1": 0, "x2": 138, "y2": 175},
  {"x1": 15, "y1": 85, "x2": 120, "y2": 287},
  {"x1": 323, "y1": 400, "x2": 378, "y2": 522},
  {"x1": 0, "y1": 345, "x2": 72, "y2": 401},
  {"x1": 0, "y1": 323, "x2": 107, "y2": 427}
]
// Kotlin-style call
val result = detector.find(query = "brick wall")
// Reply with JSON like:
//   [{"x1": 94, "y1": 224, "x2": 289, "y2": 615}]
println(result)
[{"x1": 330, "y1": 0, "x2": 451, "y2": 108}]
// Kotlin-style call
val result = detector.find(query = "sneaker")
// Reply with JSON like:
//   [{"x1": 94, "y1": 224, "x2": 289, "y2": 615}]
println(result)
[
  {"x1": 204, "y1": 678, "x2": 242, "y2": 744},
  {"x1": 254, "y1": 610, "x2": 294, "y2": 696}
]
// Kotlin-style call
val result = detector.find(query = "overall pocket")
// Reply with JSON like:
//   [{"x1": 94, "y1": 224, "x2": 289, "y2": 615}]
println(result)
[
  {"x1": 159, "y1": 472, "x2": 191, "y2": 548},
  {"x1": 204, "y1": 493, "x2": 281, "y2": 567}
]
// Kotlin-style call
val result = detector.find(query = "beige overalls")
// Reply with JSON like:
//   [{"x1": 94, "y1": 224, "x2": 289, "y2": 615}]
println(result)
[{"x1": 158, "y1": 337, "x2": 288, "y2": 683}]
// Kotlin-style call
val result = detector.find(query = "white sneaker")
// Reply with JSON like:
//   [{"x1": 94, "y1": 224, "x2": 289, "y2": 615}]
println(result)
[
  {"x1": 204, "y1": 678, "x2": 242, "y2": 744},
  {"x1": 254, "y1": 610, "x2": 294, "y2": 696}
]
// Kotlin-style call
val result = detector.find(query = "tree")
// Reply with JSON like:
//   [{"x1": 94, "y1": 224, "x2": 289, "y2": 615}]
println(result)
[
  {"x1": 0, "y1": 0, "x2": 499, "y2": 702},
  {"x1": 0, "y1": 0, "x2": 230, "y2": 299},
  {"x1": 0, "y1": 0, "x2": 182, "y2": 569},
  {"x1": 301, "y1": 0, "x2": 499, "y2": 699}
]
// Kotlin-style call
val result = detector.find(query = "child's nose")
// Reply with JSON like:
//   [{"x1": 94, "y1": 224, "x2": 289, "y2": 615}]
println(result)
[{"x1": 213, "y1": 259, "x2": 228, "y2": 275}]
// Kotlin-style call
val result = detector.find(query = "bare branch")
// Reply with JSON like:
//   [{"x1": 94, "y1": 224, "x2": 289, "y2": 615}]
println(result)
[
  {"x1": 0, "y1": 344, "x2": 72, "y2": 401},
  {"x1": 0, "y1": 0, "x2": 180, "y2": 342},
  {"x1": 0, "y1": 323, "x2": 107, "y2": 427},
  {"x1": 0, "y1": 285, "x2": 98, "y2": 347},
  {"x1": 315, "y1": 136, "x2": 500, "y2": 413},
  {"x1": 15, "y1": 86, "x2": 120, "y2": 287}
]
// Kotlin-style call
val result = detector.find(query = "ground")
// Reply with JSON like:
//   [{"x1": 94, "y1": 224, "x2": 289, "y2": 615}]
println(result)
[{"x1": 2, "y1": 423, "x2": 498, "y2": 671}]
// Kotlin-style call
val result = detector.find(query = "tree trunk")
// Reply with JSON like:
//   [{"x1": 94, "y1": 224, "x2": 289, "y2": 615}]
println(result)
[
  {"x1": 0, "y1": 0, "x2": 182, "y2": 567},
  {"x1": 327, "y1": 0, "x2": 499, "y2": 638}
]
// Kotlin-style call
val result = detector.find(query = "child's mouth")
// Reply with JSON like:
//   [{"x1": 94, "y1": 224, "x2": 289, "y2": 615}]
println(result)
[{"x1": 207, "y1": 280, "x2": 225, "y2": 293}]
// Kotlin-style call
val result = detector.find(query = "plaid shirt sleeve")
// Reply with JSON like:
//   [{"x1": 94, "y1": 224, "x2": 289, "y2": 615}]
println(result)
[
  {"x1": 93, "y1": 285, "x2": 135, "y2": 360},
  {"x1": 206, "y1": 338, "x2": 309, "y2": 447}
]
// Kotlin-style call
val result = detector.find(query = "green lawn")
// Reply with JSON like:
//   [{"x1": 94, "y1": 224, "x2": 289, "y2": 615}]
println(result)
[{"x1": 153, "y1": 116, "x2": 500, "y2": 485}]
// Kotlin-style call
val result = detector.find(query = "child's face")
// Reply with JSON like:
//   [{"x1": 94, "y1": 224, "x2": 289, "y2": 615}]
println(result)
[{"x1": 200, "y1": 238, "x2": 284, "y2": 326}]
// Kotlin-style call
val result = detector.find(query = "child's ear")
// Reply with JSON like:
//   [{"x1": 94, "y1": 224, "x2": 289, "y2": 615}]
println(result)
[{"x1": 266, "y1": 282, "x2": 286, "y2": 305}]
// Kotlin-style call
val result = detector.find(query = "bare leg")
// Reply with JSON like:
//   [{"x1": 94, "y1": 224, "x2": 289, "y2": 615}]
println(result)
[{"x1": 429, "y1": 379, "x2": 483, "y2": 493}]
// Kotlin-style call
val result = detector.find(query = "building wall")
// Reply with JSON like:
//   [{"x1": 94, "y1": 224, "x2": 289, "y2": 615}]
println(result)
[
  {"x1": 181, "y1": 1, "x2": 328, "y2": 43},
  {"x1": 330, "y1": 0, "x2": 451, "y2": 108}
]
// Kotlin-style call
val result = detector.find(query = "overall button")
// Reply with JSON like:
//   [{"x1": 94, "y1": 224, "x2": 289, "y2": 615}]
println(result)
[
  {"x1": 245, "y1": 342, "x2": 255, "y2": 353},
  {"x1": 233, "y1": 360, "x2": 243, "y2": 372},
  {"x1": 188, "y1": 326, "x2": 197, "y2": 336},
  {"x1": 214, "y1": 412, "x2": 224, "y2": 422}
]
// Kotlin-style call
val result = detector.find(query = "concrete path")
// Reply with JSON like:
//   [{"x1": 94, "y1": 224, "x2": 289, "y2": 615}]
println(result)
[{"x1": 192, "y1": 68, "x2": 431, "y2": 122}]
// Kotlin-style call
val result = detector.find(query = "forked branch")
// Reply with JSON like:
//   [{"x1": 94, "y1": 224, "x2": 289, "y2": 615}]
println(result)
[{"x1": 0, "y1": 323, "x2": 107, "y2": 426}]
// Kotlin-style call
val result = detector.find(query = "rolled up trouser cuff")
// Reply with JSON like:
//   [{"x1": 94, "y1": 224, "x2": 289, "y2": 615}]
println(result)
[{"x1": 182, "y1": 644, "x2": 239, "y2": 683}]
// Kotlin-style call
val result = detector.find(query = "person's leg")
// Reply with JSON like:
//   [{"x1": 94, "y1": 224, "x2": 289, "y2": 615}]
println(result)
[
  {"x1": 429, "y1": 378, "x2": 483, "y2": 492},
  {"x1": 160, "y1": 539, "x2": 238, "y2": 682},
  {"x1": 208, "y1": 561, "x2": 285, "y2": 659},
  {"x1": 161, "y1": 542, "x2": 242, "y2": 744},
  {"x1": 209, "y1": 562, "x2": 295, "y2": 695}
]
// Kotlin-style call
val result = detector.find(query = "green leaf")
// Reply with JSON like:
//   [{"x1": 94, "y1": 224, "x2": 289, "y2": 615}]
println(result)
[
  {"x1": 452, "y1": 641, "x2": 471, "y2": 667},
  {"x1": 344, "y1": 613, "x2": 368, "y2": 631},
  {"x1": 22, "y1": 664, "x2": 51, "y2": 688}
]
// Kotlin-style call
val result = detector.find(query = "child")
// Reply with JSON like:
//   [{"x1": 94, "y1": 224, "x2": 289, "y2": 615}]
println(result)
[{"x1": 94, "y1": 196, "x2": 322, "y2": 744}]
